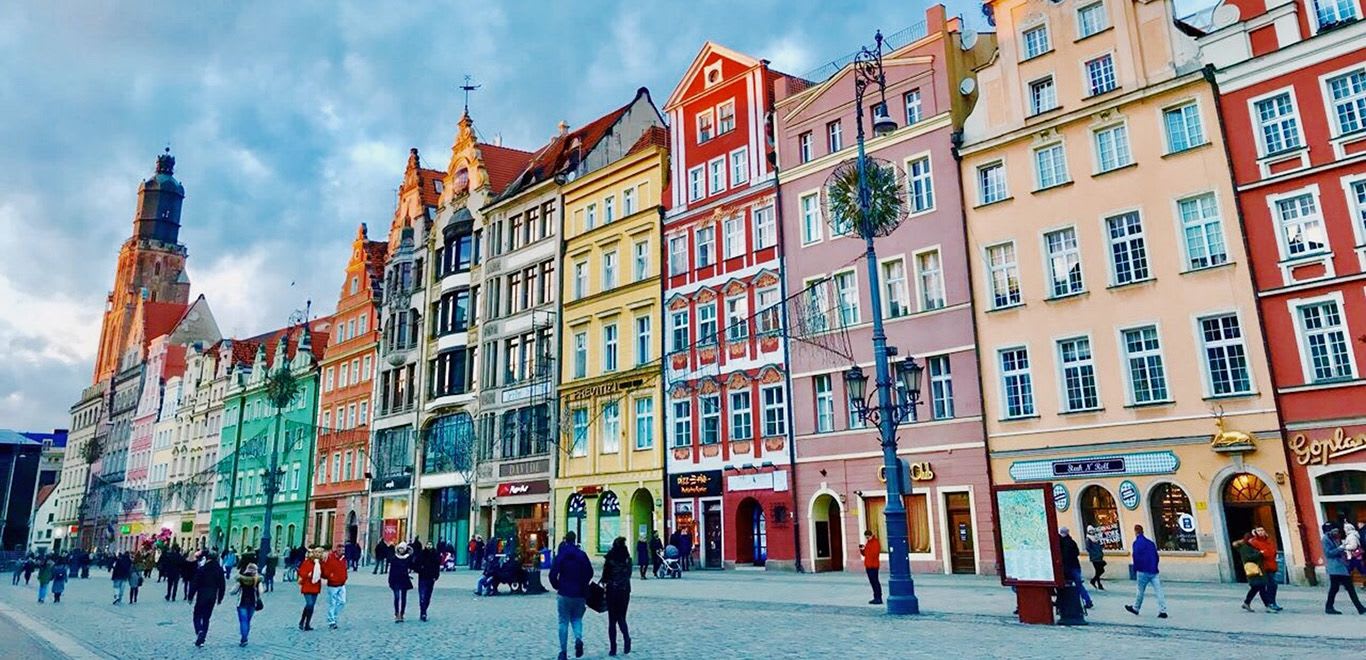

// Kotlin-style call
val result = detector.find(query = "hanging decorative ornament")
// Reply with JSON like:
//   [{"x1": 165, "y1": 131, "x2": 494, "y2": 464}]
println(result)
[{"x1": 823, "y1": 157, "x2": 908, "y2": 238}]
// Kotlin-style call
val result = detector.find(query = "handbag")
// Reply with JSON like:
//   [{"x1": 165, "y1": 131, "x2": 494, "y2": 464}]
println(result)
[
  {"x1": 254, "y1": 585, "x2": 265, "y2": 611},
  {"x1": 585, "y1": 582, "x2": 606, "y2": 613},
  {"x1": 1243, "y1": 561, "x2": 1262, "y2": 578}
]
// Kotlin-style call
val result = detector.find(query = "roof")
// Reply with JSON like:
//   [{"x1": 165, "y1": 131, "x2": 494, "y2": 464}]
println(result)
[
  {"x1": 626, "y1": 125, "x2": 669, "y2": 156},
  {"x1": 495, "y1": 98, "x2": 636, "y2": 202},
  {"x1": 33, "y1": 484, "x2": 56, "y2": 510},
  {"x1": 141, "y1": 300, "x2": 190, "y2": 348},
  {"x1": 479, "y1": 143, "x2": 535, "y2": 195},
  {"x1": 363, "y1": 239, "x2": 388, "y2": 281},
  {"x1": 0, "y1": 429, "x2": 65, "y2": 447},
  {"x1": 163, "y1": 343, "x2": 187, "y2": 379},
  {"x1": 235, "y1": 316, "x2": 335, "y2": 367},
  {"x1": 417, "y1": 168, "x2": 444, "y2": 206}
]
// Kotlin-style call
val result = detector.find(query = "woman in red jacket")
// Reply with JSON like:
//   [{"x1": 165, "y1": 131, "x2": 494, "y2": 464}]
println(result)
[{"x1": 297, "y1": 547, "x2": 324, "y2": 631}]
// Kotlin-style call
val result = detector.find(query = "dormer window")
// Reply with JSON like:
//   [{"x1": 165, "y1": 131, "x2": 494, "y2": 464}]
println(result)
[{"x1": 705, "y1": 62, "x2": 723, "y2": 88}]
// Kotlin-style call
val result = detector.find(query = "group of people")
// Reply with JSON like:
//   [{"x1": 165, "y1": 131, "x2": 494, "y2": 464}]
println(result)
[
  {"x1": 548, "y1": 531, "x2": 636, "y2": 659},
  {"x1": 11, "y1": 552, "x2": 71, "y2": 603}
]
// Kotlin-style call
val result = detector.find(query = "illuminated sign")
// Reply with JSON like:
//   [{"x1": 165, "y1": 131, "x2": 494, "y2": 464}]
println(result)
[
  {"x1": 669, "y1": 470, "x2": 722, "y2": 498},
  {"x1": 496, "y1": 480, "x2": 550, "y2": 498}
]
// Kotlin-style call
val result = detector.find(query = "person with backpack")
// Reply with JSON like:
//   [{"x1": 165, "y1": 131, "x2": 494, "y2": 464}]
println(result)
[
  {"x1": 549, "y1": 532, "x2": 593, "y2": 660},
  {"x1": 601, "y1": 536, "x2": 634, "y2": 656}
]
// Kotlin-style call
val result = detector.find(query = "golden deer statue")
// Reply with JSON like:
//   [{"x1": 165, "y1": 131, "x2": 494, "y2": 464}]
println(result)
[{"x1": 1210, "y1": 407, "x2": 1256, "y2": 449}]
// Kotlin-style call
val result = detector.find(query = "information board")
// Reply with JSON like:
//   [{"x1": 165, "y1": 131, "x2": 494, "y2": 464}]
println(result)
[{"x1": 994, "y1": 483, "x2": 1062, "y2": 586}]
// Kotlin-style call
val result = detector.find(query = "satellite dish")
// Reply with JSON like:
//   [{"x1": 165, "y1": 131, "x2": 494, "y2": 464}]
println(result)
[
  {"x1": 823, "y1": 157, "x2": 908, "y2": 238},
  {"x1": 959, "y1": 78, "x2": 977, "y2": 96},
  {"x1": 960, "y1": 29, "x2": 978, "y2": 51}
]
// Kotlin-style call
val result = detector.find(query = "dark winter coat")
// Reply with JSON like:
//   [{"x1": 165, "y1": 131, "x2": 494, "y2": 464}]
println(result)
[
  {"x1": 193, "y1": 560, "x2": 227, "y2": 605},
  {"x1": 549, "y1": 541, "x2": 593, "y2": 599},
  {"x1": 1059, "y1": 535, "x2": 1082, "y2": 572},
  {"x1": 111, "y1": 555, "x2": 133, "y2": 580},
  {"x1": 387, "y1": 555, "x2": 413, "y2": 591},
  {"x1": 635, "y1": 540, "x2": 650, "y2": 567},
  {"x1": 602, "y1": 550, "x2": 633, "y2": 594},
  {"x1": 414, "y1": 548, "x2": 441, "y2": 582}
]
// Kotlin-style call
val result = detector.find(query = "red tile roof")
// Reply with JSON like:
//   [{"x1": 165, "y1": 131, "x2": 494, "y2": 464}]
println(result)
[
  {"x1": 497, "y1": 98, "x2": 635, "y2": 201},
  {"x1": 164, "y1": 344, "x2": 187, "y2": 379},
  {"x1": 363, "y1": 239, "x2": 388, "y2": 283},
  {"x1": 142, "y1": 301, "x2": 189, "y2": 344},
  {"x1": 229, "y1": 316, "x2": 334, "y2": 368},
  {"x1": 417, "y1": 168, "x2": 444, "y2": 206},
  {"x1": 34, "y1": 484, "x2": 55, "y2": 510},
  {"x1": 480, "y1": 143, "x2": 535, "y2": 195},
  {"x1": 627, "y1": 125, "x2": 669, "y2": 156}
]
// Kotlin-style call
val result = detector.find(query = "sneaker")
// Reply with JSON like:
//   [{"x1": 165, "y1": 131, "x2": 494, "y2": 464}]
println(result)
[
  {"x1": 575, "y1": 639, "x2": 584, "y2": 658},
  {"x1": 1124, "y1": 605, "x2": 1139, "y2": 616},
  {"x1": 1267, "y1": 604, "x2": 1283, "y2": 612},
  {"x1": 1157, "y1": 612, "x2": 1168, "y2": 619},
  {"x1": 1241, "y1": 603, "x2": 1254, "y2": 612},
  {"x1": 1326, "y1": 608, "x2": 1343, "y2": 615},
  {"x1": 195, "y1": 637, "x2": 204, "y2": 648},
  {"x1": 1085, "y1": 602, "x2": 1094, "y2": 609}
]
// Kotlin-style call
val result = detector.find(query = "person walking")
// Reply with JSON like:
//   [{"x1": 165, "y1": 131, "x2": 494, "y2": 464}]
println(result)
[
  {"x1": 1322, "y1": 524, "x2": 1366, "y2": 614},
  {"x1": 549, "y1": 532, "x2": 592, "y2": 660},
  {"x1": 321, "y1": 543, "x2": 349, "y2": 629},
  {"x1": 1084, "y1": 526, "x2": 1106, "y2": 590},
  {"x1": 602, "y1": 536, "x2": 633, "y2": 656},
  {"x1": 1059, "y1": 527, "x2": 1094, "y2": 609},
  {"x1": 111, "y1": 551, "x2": 133, "y2": 605},
  {"x1": 128, "y1": 559, "x2": 143, "y2": 604},
  {"x1": 51, "y1": 558, "x2": 68, "y2": 604},
  {"x1": 414, "y1": 543, "x2": 440, "y2": 621},
  {"x1": 468, "y1": 536, "x2": 480, "y2": 570},
  {"x1": 635, "y1": 534, "x2": 650, "y2": 580},
  {"x1": 231, "y1": 564, "x2": 262, "y2": 648},
  {"x1": 263, "y1": 551, "x2": 278, "y2": 593},
  {"x1": 345, "y1": 540, "x2": 360, "y2": 572},
  {"x1": 1124, "y1": 524, "x2": 1168, "y2": 618},
  {"x1": 1343, "y1": 522, "x2": 1364, "y2": 577},
  {"x1": 36, "y1": 558, "x2": 53, "y2": 603},
  {"x1": 388, "y1": 542, "x2": 414, "y2": 622},
  {"x1": 859, "y1": 530, "x2": 882, "y2": 605},
  {"x1": 181, "y1": 550, "x2": 200, "y2": 604},
  {"x1": 1248, "y1": 527, "x2": 1282, "y2": 611},
  {"x1": 297, "y1": 547, "x2": 323, "y2": 631},
  {"x1": 10, "y1": 554, "x2": 22, "y2": 585},
  {"x1": 649, "y1": 533, "x2": 663, "y2": 578},
  {"x1": 1236, "y1": 532, "x2": 1272, "y2": 612},
  {"x1": 223, "y1": 548, "x2": 237, "y2": 578},
  {"x1": 162, "y1": 546, "x2": 184, "y2": 601},
  {"x1": 679, "y1": 529, "x2": 693, "y2": 572},
  {"x1": 373, "y1": 539, "x2": 389, "y2": 575},
  {"x1": 23, "y1": 555, "x2": 35, "y2": 585},
  {"x1": 191, "y1": 553, "x2": 226, "y2": 648}
]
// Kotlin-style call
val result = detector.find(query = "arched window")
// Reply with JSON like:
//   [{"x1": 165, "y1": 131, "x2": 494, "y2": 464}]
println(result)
[
  {"x1": 1149, "y1": 482, "x2": 1197, "y2": 551},
  {"x1": 598, "y1": 491, "x2": 621, "y2": 553},
  {"x1": 1080, "y1": 485, "x2": 1123, "y2": 550}
]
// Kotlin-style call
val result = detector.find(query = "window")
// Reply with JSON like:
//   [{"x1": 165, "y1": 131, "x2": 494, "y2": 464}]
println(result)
[
  {"x1": 753, "y1": 205, "x2": 776, "y2": 250},
  {"x1": 697, "y1": 110, "x2": 714, "y2": 143},
  {"x1": 604, "y1": 196, "x2": 615, "y2": 224},
  {"x1": 1200, "y1": 314, "x2": 1253, "y2": 395},
  {"x1": 1029, "y1": 77, "x2": 1057, "y2": 115},
  {"x1": 827, "y1": 120, "x2": 843, "y2": 153},
  {"x1": 1253, "y1": 93, "x2": 1302, "y2": 155},
  {"x1": 800, "y1": 192, "x2": 822, "y2": 244},
  {"x1": 634, "y1": 398, "x2": 654, "y2": 450},
  {"x1": 1163, "y1": 103, "x2": 1205, "y2": 152},
  {"x1": 1106, "y1": 211, "x2": 1149, "y2": 285},
  {"x1": 1298, "y1": 300, "x2": 1355, "y2": 381},
  {"x1": 708, "y1": 158, "x2": 726, "y2": 195},
  {"x1": 1353, "y1": 180, "x2": 1366, "y2": 241},
  {"x1": 1274, "y1": 193, "x2": 1327, "y2": 257},
  {"x1": 688, "y1": 166, "x2": 704, "y2": 201},
  {"x1": 669, "y1": 236, "x2": 688, "y2": 276},
  {"x1": 730, "y1": 391, "x2": 752, "y2": 440},
  {"x1": 1057, "y1": 337, "x2": 1100, "y2": 411},
  {"x1": 882, "y1": 258, "x2": 911, "y2": 318},
  {"x1": 635, "y1": 316, "x2": 651, "y2": 365},
  {"x1": 1149, "y1": 483, "x2": 1198, "y2": 551},
  {"x1": 700, "y1": 395, "x2": 720, "y2": 444},
  {"x1": 1328, "y1": 69, "x2": 1366, "y2": 135},
  {"x1": 1080, "y1": 485, "x2": 1123, "y2": 550},
  {"x1": 1034, "y1": 142, "x2": 1068, "y2": 189},
  {"x1": 906, "y1": 156, "x2": 934, "y2": 212},
  {"x1": 725, "y1": 296, "x2": 748, "y2": 341},
  {"x1": 814, "y1": 374, "x2": 835, "y2": 433},
  {"x1": 1313, "y1": 0, "x2": 1361, "y2": 30},
  {"x1": 670, "y1": 310, "x2": 689, "y2": 352},
  {"x1": 671, "y1": 401, "x2": 691, "y2": 448},
  {"x1": 904, "y1": 89, "x2": 923, "y2": 125},
  {"x1": 696, "y1": 227, "x2": 715, "y2": 267},
  {"x1": 718, "y1": 101, "x2": 736, "y2": 134},
  {"x1": 1077, "y1": 2, "x2": 1108, "y2": 38},
  {"x1": 1112, "y1": 325, "x2": 1169, "y2": 406},
  {"x1": 1000, "y1": 347, "x2": 1035, "y2": 418},
  {"x1": 603, "y1": 323, "x2": 618, "y2": 372},
  {"x1": 730, "y1": 148, "x2": 749, "y2": 185},
  {"x1": 1023, "y1": 24, "x2": 1050, "y2": 58},
  {"x1": 1094, "y1": 123, "x2": 1131, "y2": 172},
  {"x1": 864, "y1": 494, "x2": 931, "y2": 554},
  {"x1": 920, "y1": 355, "x2": 952, "y2": 420},
  {"x1": 723, "y1": 215, "x2": 744, "y2": 258},
  {"x1": 623, "y1": 187, "x2": 637, "y2": 215},
  {"x1": 1044, "y1": 227, "x2": 1084, "y2": 297},
  {"x1": 570, "y1": 408, "x2": 588, "y2": 457},
  {"x1": 573, "y1": 261, "x2": 588, "y2": 299},
  {"x1": 834, "y1": 270, "x2": 860, "y2": 326},
  {"x1": 978, "y1": 162, "x2": 1007, "y2": 204},
  {"x1": 1178, "y1": 193, "x2": 1228, "y2": 270},
  {"x1": 601, "y1": 402, "x2": 620, "y2": 454},
  {"x1": 585, "y1": 203, "x2": 597, "y2": 230},
  {"x1": 573, "y1": 331, "x2": 587, "y2": 379},
  {"x1": 602, "y1": 250, "x2": 618, "y2": 290},
  {"x1": 916, "y1": 250, "x2": 945, "y2": 311},
  {"x1": 1085, "y1": 54, "x2": 1116, "y2": 96},
  {"x1": 698, "y1": 302, "x2": 717, "y2": 344},
  {"x1": 633, "y1": 240, "x2": 649, "y2": 281},
  {"x1": 985, "y1": 243, "x2": 1022, "y2": 309},
  {"x1": 757, "y1": 287, "x2": 781, "y2": 334},
  {"x1": 798, "y1": 132, "x2": 813, "y2": 163},
  {"x1": 761, "y1": 385, "x2": 787, "y2": 437}
]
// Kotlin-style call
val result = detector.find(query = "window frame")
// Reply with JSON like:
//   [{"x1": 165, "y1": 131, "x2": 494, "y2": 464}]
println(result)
[
  {"x1": 1083, "y1": 53, "x2": 1118, "y2": 97},
  {"x1": 696, "y1": 108, "x2": 715, "y2": 143},
  {"x1": 753, "y1": 204, "x2": 777, "y2": 250},
  {"x1": 880, "y1": 256, "x2": 912, "y2": 319},
  {"x1": 1103, "y1": 209, "x2": 1150, "y2": 286},
  {"x1": 914, "y1": 247, "x2": 946, "y2": 311},
  {"x1": 1092, "y1": 121, "x2": 1133, "y2": 173},
  {"x1": 1247, "y1": 87, "x2": 1306, "y2": 158},
  {"x1": 1055, "y1": 335, "x2": 1101, "y2": 412},
  {"x1": 730, "y1": 148, "x2": 750, "y2": 186},
  {"x1": 1076, "y1": 1, "x2": 1109, "y2": 39},
  {"x1": 1161, "y1": 101, "x2": 1206, "y2": 154},
  {"x1": 1290, "y1": 292, "x2": 1359, "y2": 383},
  {"x1": 977, "y1": 160, "x2": 1008, "y2": 205},
  {"x1": 1195, "y1": 312, "x2": 1256, "y2": 397},
  {"x1": 1033, "y1": 141, "x2": 1069, "y2": 190},
  {"x1": 1175, "y1": 191, "x2": 1229, "y2": 271},
  {"x1": 1266, "y1": 185, "x2": 1330, "y2": 260},
  {"x1": 1028, "y1": 75, "x2": 1058, "y2": 116},
  {"x1": 905, "y1": 153, "x2": 935, "y2": 215},
  {"x1": 799, "y1": 190, "x2": 823, "y2": 245},
  {"x1": 998, "y1": 345, "x2": 1036, "y2": 419},
  {"x1": 1043, "y1": 226, "x2": 1085, "y2": 298},
  {"x1": 687, "y1": 165, "x2": 705, "y2": 202},
  {"x1": 707, "y1": 156, "x2": 727, "y2": 196},
  {"x1": 985, "y1": 241, "x2": 1022, "y2": 309},
  {"x1": 1022, "y1": 22, "x2": 1052, "y2": 60}
]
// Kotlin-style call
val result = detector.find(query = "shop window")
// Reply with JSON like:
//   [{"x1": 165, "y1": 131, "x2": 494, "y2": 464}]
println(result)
[
  {"x1": 1148, "y1": 482, "x2": 1197, "y2": 551},
  {"x1": 863, "y1": 494, "x2": 930, "y2": 554},
  {"x1": 1317, "y1": 469, "x2": 1366, "y2": 528},
  {"x1": 598, "y1": 491, "x2": 622, "y2": 554},
  {"x1": 1080, "y1": 485, "x2": 1123, "y2": 550},
  {"x1": 1318, "y1": 470, "x2": 1366, "y2": 496}
]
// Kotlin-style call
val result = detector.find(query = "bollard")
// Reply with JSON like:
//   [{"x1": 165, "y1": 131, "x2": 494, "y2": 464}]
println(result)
[{"x1": 1056, "y1": 584, "x2": 1088, "y2": 626}]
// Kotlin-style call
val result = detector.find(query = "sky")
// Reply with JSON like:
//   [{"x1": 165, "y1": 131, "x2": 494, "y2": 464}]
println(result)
[{"x1": 0, "y1": 0, "x2": 1212, "y2": 432}]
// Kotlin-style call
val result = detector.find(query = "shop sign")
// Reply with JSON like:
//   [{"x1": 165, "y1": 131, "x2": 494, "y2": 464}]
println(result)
[
  {"x1": 120, "y1": 524, "x2": 131, "y2": 535},
  {"x1": 1177, "y1": 513, "x2": 1196, "y2": 533},
  {"x1": 382, "y1": 519, "x2": 399, "y2": 543},
  {"x1": 577, "y1": 485, "x2": 603, "y2": 496},
  {"x1": 1008, "y1": 451, "x2": 1179, "y2": 482},
  {"x1": 728, "y1": 471, "x2": 790, "y2": 492},
  {"x1": 496, "y1": 479, "x2": 550, "y2": 498},
  {"x1": 180, "y1": 520, "x2": 194, "y2": 533},
  {"x1": 1287, "y1": 428, "x2": 1366, "y2": 466},
  {"x1": 1052, "y1": 483, "x2": 1070, "y2": 512},
  {"x1": 669, "y1": 470, "x2": 722, "y2": 498},
  {"x1": 372, "y1": 474, "x2": 412, "y2": 492},
  {"x1": 876, "y1": 461, "x2": 935, "y2": 484},
  {"x1": 1118, "y1": 480, "x2": 1140, "y2": 510}
]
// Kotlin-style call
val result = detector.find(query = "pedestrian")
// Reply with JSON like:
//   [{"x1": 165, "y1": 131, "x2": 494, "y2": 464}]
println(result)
[
  {"x1": 128, "y1": 559, "x2": 143, "y2": 603},
  {"x1": 388, "y1": 542, "x2": 414, "y2": 622},
  {"x1": 322, "y1": 543, "x2": 349, "y2": 629},
  {"x1": 36, "y1": 558, "x2": 53, "y2": 603},
  {"x1": 181, "y1": 550, "x2": 200, "y2": 604},
  {"x1": 1321, "y1": 524, "x2": 1366, "y2": 614},
  {"x1": 1124, "y1": 524, "x2": 1168, "y2": 618},
  {"x1": 51, "y1": 558, "x2": 68, "y2": 604},
  {"x1": 649, "y1": 533, "x2": 663, "y2": 578},
  {"x1": 263, "y1": 551, "x2": 278, "y2": 593},
  {"x1": 231, "y1": 564, "x2": 262, "y2": 648},
  {"x1": 549, "y1": 531, "x2": 592, "y2": 660},
  {"x1": 191, "y1": 553, "x2": 226, "y2": 648},
  {"x1": 679, "y1": 529, "x2": 693, "y2": 571},
  {"x1": 467, "y1": 536, "x2": 479, "y2": 570},
  {"x1": 601, "y1": 536, "x2": 633, "y2": 656},
  {"x1": 635, "y1": 534, "x2": 650, "y2": 580},
  {"x1": 23, "y1": 555, "x2": 35, "y2": 585},
  {"x1": 1343, "y1": 522, "x2": 1364, "y2": 577},
  {"x1": 1059, "y1": 527, "x2": 1094, "y2": 609},
  {"x1": 111, "y1": 551, "x2": 133, "y2": 605},
  {"x1": 10, "y1": 554, "x2": 22, "y2": 585},
  {"x1": 414, "y1": 543, "x2": 440, "y2": 622},
  {"x1": 1084, "y1": 526, "x2": 1106, "y2": 590},
  {"x1": 345, "y1": 540, "x2": 361, "y2": 572},
  {"x1": 223, "y1": 548, "x2": 237, "y2": 578},
  {"x1": 162, "y1": 545, "x2": 184, "y2": 601},
  {"x1": 1248, "y1": 527, "x2": 1282, "y2": 611},
  {"x1": 297, "y1": 546, "x2": 323, "y2": 631},
  {"x1": 1235, "y1": 532, "x2": 1272, "y2": 612},
  {"x1": 373, "y1": 539, "x2": 389, "y2": 575},
  {"x1": 859, "y1": 530, "x2": 882, "y2": 605}
]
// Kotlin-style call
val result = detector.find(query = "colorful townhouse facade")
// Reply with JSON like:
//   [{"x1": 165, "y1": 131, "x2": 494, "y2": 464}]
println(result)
[
  {"x1": 961, "y1": 0, "x2": 1303, "y2": 582},
  {"x1": 55, "y1": 380, "x2": 105, "y2": 551},
  {"x1": 1194, "y1": 0, "x2": 1366, "y2": 576},
  {"x1": 661, "y1": 44, "x2": 796, "y2": 570},
  {"x1": 123, "y1": 332, "x2": 187, "y2": 546},
  {"x1": 773, "y1": 6, "x2": 998, "y2": 575},
  {"x1": 555, "y1": 122, "x2": 670, "y2": 558}
]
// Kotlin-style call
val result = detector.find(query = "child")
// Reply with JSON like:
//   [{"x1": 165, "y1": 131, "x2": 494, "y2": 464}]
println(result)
[
  {"x1": 128, "y1": 563, "x2": 143, "y2": 604},
  {"x1": 1344, "y1": 523, "x2": 1364, "y2": 576}
]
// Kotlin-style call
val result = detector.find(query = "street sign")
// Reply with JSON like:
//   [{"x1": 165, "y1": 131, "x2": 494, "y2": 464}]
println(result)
[{"x1": 1177, "y1": 513, "x2": 1196, "y2": 533}]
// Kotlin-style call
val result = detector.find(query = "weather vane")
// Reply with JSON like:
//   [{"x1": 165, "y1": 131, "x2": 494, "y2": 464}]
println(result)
[{"x1": 460, "y1": 74, "x2": 481, "y2": 115}]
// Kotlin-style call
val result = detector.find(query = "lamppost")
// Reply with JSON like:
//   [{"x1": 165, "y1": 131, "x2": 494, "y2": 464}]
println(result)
[
  {"x1": 256, "y1": 359, "x2": 300, "y2": 563},
  {"x1": 840, "y1": 30, "x2": 924, "y2": 616}
]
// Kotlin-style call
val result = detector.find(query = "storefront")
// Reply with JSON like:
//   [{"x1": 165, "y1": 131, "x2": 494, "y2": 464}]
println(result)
[
  {"x1": 557, "y1": 484, "x2": 661, "y2": 558},
  {"x1": 668, "y1": 470, "x2": 723, "y2": 569},
  {"x1": 490, "y1": 479, "x2": 550, "y2": 565},
  {"x1": 426, "y1": 485, "x2": 471, "y2": 564},
  {"x1": 369, "y1": 474, "x2": 412, "y2": 546},
  {"x1": 1284, "y1": 425, "x2": 1366, "y2": 575}
]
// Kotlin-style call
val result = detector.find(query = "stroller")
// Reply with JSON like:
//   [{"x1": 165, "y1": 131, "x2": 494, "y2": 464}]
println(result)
[{"x1": 657, "y1": 545, "x2": 682, "y2": 579}]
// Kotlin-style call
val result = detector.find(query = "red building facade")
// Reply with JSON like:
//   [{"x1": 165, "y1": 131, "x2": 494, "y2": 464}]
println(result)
[
  {"x1": 1198, "y1": 0, "x2": 1366, "y2": 572},
  {"x1": 662, "y1": 44, "x2": 797, "y2": 570}
]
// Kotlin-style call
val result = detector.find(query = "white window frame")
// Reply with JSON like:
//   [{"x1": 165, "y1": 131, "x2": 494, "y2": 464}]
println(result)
[
  {"x1": 601, "y1": 402, "x2": 621, "y2": 454},
  {"x1": 1308, "y1": 0, "x2": 1363, "y2": 34},
  {"x1": 977, "y1": 160, "x2": 1008, "y2": 205},
  {"x1": 1055, "y1": 335, "x2": 1101, "y2": 412},
  {"x1": 603, "y1": 322, "x2": 619, "y2": 372},
  {"x1": 729, "y1": 390, "x2": 753, "y2": 441},
  {"x1": 1022, "y1": 22, "x2": 1051, "y2": 59},
  {"x1": 670, "y1": 308, "x2": 690, "y2": 352},
  {"x1": 696, "y1": 226, "x2": 716, "y2": 267},
  {"x1": 623, "y1": 187, "x2": 637, "y2": 215},
  {"x1": 1043, "y1": 226, "x2": 1084, "y2": 298},
  {"x1": 602, "y1": 249, "x2": 618, "y2": 290},
  {"x1": 697, "y1": 301, "x2": 717, "y2": 344},
  {"x1": 573, "y1": 331, "x2": 588, "y2": 379},
  {"x1": 696, "y1": 108, "x2": 715, "y2": 143},
  {"x1": 800, "y1": 190, "x2": 823, "y2": 245},
  {"x1": 985, "y1": 241, "x2": 1022, "y2": 309},
  {"x1": 570, "y1": 407, "x2": 589, "y2": 457},
  {"x1": 905, "y1": 153, "x2": 935, "y2": 215},
  {"x1": 1266, "y1": 184, "x2": 1330, "y2": 260},
  {"x1": 634, "y1": 397, "x2": 654, "y2": 450},
  {"x1": 730, "y1": 148, "x2": 749, "y2": 186},
  {"x1": 833, "y1": 269, "x2": 861, "y2": 327},
  {"x1": 1104, "y1": 209, "x2": 1150, "y2": 286},
  {"x1": 635, "y1": 315, "x2": 652, "y2": 365},
  {"x1": 1320, "y1": 64, "x2": 1366, "y2": 138},
  {"x1": 1033, "y1": 141, "x2": 1068, "y2": 189},
  {"x1": 1161, "y1": 100, "x2": 1206, "y2": 154},
  {"x1": 1289, "y1": 292, "x2": 1359, "y2": 383},
  {"x1": 633, "y1": 240, "x2": 649, "y2": 281},
  {"x1": 687, "y1": 165, "x2": 705, "y2": 201},
  {"x1": 881, "y1": 256, "x2": 912, "y2": 319},
  {"x1": 761, "y1": 384, "x2": 788, "y2": 437},
  {"x1": 1345, "y1": 174, "x2": 1366, "y2": 247},
  {"x1": 1247, "y1": 87, "x2": 1306, "y2": 158},
  {"x1": 827, "y1": 120, "x2": 843, "y2": 153},
  {"x1": 1175, "y1": 191, "x2": 1229, "y2": 271},
  {"x1": 718, "y1": 99, "x2": 737, "y2": 134},
  {"x1": 798, "y1": 132, "x2": 813, "y2": 163},
  {"x1": 814, "y1": 374, "x2": 835, "y2": 433},
  {"x1": 1084, "y1": 53, "x2": 1117, "y2": 97},
  {"x1": 708, "y1": 157, "x2": 726, "y2": 195},
  {"x1": 725, "y1": 295, "x2": 749, "y2": 342},
  {"x1": 1028, "y1": 76, "x2": 1058, "y2": 116},
  {"x1": 998, "y1": 346, "x2": 1036, "y2": 419},
  {"x1": 1076, "y1": 1, "x2": 1109, "y2": 39},
  {"x1": 1194, "y1": 312, "x2": 1256, "y2": 397},
  {"x1": 928, "y1": 354, "x2": 954, "y2": 420},
  {"x1": 723, "y1": 215, "x2": 745, "y2": 259},
  {"x1": 904, "y1": 89, "x2": 923, "y2": 126},
  {"x1": 914, "y1": 247, "x2": 946, "y2": 312},
  {"x1": 573, "y1": 260, "x2": 588, "y2": 299},
  {"x1": 1092, "y1": 121, "x2": 1132, "y2": 173},
  {"x1": 753, "y1": 204, "x2": 777, "y2": 250},
  {"x1": 668, "y1": 235, "x2": 689, "y2": 276}
]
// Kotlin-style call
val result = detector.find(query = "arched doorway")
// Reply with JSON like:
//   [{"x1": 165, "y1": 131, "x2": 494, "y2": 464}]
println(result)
[
  {"x1": 810, "y1": 493, "x2": 844, "y2": 571},
  {"x1": 629, "y1": 489, "x2": 655, "y2": 546},
  {"x1": 566, "y1": 493, "x2": 587, "y2": 549},
  {"x1": 1222, "y1": 472, "x2": 1281, "y2": 582},
  {"x1": 598, "y1": 491, "x2": 622, "y2": 554},
  {"x1": 347, "y1": 511, "x2": 359, "y2": 544},
  {"x1": 734, "y1": 498, "x2": 766, "y2": 567}
]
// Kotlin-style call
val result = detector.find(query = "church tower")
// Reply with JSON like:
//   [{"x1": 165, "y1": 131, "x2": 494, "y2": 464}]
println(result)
[{"x1": 92, "y1": 148, "x2": 192, "y2": 382}]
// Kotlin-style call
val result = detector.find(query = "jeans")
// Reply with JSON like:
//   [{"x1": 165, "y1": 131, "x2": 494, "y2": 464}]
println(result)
[
  {"x1": 865, "y1": 567, "x2": 882, "y2": 602},
  {"x1": 37, "y1": 583, "x2": 49, "y2": 602},
  {"x1": 166, "y1": 576, "x2": 180, "y2": 601},
  {"x1": 1263, "y1": 578, "x2": 1278, "y2": 605},
  {"x1": 326, "y1": 585, "x2": 346, "y2": 625},
  {"x1": 418, "y1": 577, "x2": 435, "y2": 616},
  {"x1": 556, "y1": 595, "x2": 586, "y2": 653},
  {"x1": 1067, "y1": 567, "x2": 1093, "y2": 606},
  {"x1": 303, "y1": 592, "x2": 317, "y2": 608},
  {"x1": 236, "y1": 606, "x2": 254, "y2": 641},
  {"x1": 1326, "y1": 574, "x2": 1365, "y2": 612},
  {"x1": 1134, "y1": 572, "x2": 1167, "y2": 613},
  {"x1": 192, "y1": 599, "x2": 215, "y2": 641},
  {"x1": 112, "y1": 579, "x2": 126, "y2": 602},
  {"x1": 392, "y1": 588, "x2": 409, "y2": 616},
  {"x1": 607, "y1": 590, "x2": 631, "y2": 649}
]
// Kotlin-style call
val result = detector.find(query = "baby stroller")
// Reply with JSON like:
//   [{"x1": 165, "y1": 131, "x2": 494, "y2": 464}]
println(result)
[{"x1": 658, "y1": 545, "x2": 682, "y2": 579}]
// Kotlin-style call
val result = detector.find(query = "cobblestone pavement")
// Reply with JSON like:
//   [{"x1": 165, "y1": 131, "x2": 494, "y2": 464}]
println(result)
[{"x1": 0, "y1": 568, "x2": 1352, "y2": 659}]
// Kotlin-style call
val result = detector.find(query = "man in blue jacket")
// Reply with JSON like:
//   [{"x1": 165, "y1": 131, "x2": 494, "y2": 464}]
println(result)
[
  {"x1": 549, "y1": 531, "x2": 593, "y2": 660},
  {"x1": 1124, "y1": 524, "x2": 1168, "y2": 618}
]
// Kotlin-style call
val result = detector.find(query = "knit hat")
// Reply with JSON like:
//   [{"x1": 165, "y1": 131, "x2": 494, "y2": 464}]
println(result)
[{"x1": 393, "y1": 542, "x2": 411, "y2": 559}]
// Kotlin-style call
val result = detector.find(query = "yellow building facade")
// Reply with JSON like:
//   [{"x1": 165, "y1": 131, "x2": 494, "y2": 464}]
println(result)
[
  {"x1": 555, "y1": 132, "x2": 668, "y2": 557},
  {"x1": 960, "y1": 0, "x2": 1302, "y2": 582}
]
